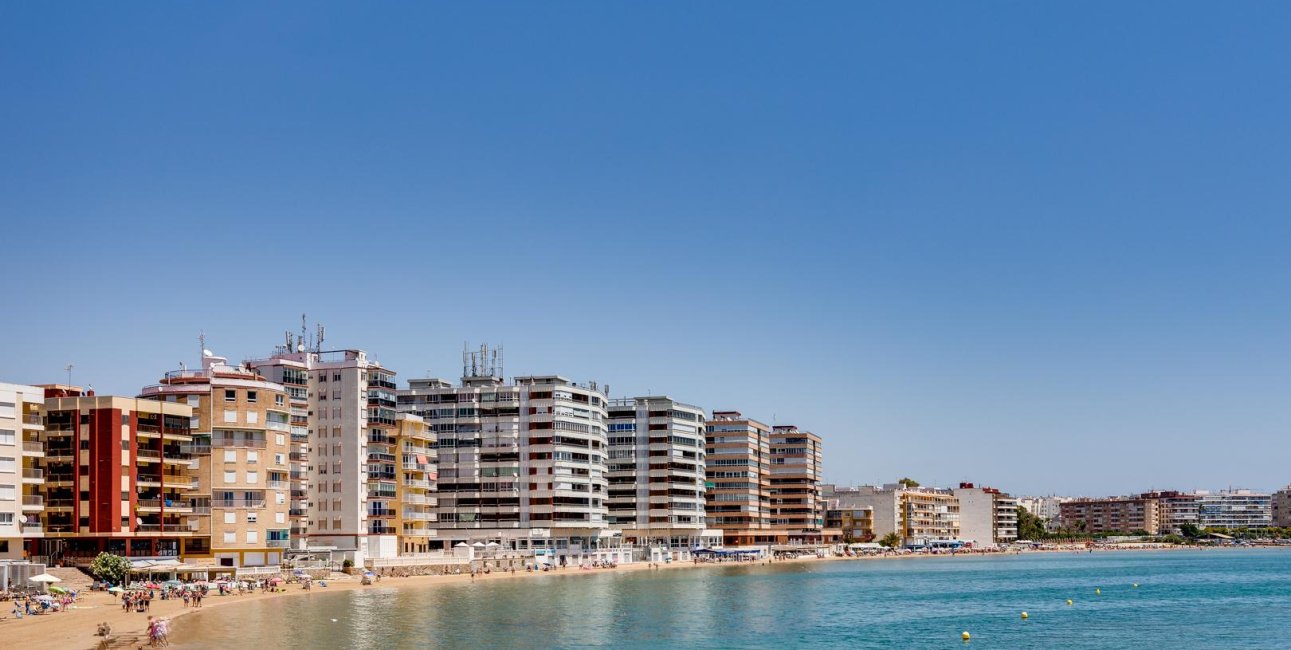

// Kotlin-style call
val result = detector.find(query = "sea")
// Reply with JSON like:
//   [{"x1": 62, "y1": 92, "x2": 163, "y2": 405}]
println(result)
[{"x1": 171, "y1": 548, "x2": 1291, "y2": 649}]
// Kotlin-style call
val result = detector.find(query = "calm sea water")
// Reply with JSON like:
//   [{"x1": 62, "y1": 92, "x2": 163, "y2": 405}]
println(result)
[{"x1": 172, "y1": 549, "x2": 1291, "y2": 649}]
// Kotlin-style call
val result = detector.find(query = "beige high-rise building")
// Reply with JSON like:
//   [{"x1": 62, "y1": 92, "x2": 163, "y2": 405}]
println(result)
[
  {"x1": 704, "y1": 411, "x2": 775, "y2": 546},
  {"x1": 0, "y1": 382, "x2": 47, "y2": 560},
  {"x1": 953, "y1": 483, "x2": 1017, "y2": 548},
  {"x1": 247, "y1": 351, "x2": 312, "y2": 549},
  {"x1": 769, "y1": 425, "x2": 830, "y2": 543},
  {"x1": 140, "y1": 352, "x2": 293, "y2": 567}
]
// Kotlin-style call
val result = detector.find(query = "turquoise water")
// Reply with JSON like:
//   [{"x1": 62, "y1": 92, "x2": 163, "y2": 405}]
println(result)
[{"x1": 173, "y1": 549, "x2": 1291, "y2": 649}]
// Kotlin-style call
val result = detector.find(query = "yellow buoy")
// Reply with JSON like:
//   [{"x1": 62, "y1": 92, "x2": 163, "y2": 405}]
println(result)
[
  {"x1": 1021, "y1": 611, "x2": 1029, "y2": 620},
  {"x1": 962, "y1": 631, "x2": 971, "y2": 641},
  {"x1": 1132, "y1": 583, "x2": 1139, "y2": 588},
  {"x1": 1066, "y1": 599, "x2": 1073, "y2": 605},
  {"x1": 1095, "y1": 588, "x2": 1101, "y2": 595}
]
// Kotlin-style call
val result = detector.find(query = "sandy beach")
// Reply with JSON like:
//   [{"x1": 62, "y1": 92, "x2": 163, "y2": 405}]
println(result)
[{"x1": 0, "y1": 545, "x2": 1241, "y2": 650}]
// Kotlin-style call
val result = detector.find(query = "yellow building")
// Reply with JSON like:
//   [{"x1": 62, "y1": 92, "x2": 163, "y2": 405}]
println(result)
[{"x1": 394, "y1": 414, "x2": 436, "y2": 554}]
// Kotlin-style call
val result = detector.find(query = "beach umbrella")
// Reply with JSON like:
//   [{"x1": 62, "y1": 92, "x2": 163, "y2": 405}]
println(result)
[
  {"x1": 454, "y1": 542, "x2": 469, "y2": 548},
  {"x1": 485, "y1": 542, "x2": 500, "y2": 547},
  {"x1": 28, "y1": 573, "x2": 62, "y2": 584},
  {"x1": 472, "y1": 542, "x2": 486, "y2": 548},
  {"x1": 107, "y1": 586, "x2": 125, "y2": 593},
  {"x1": 48, "y1": 585, "x2": 68, "y2": 594}
]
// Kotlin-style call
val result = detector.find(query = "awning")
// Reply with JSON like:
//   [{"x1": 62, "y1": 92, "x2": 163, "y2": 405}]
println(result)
[{"x1": 416, "y1": 455, "x2": 429, "y2": 465}]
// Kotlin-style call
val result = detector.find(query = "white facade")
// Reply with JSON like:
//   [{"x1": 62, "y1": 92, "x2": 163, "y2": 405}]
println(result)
[
  {"x1": 606, "y1": 397, "x2": 713, "y2": 549},
  {"x1": 398, "y1": 373, "x2": 626, "y2": 563},
  {"x1": 953, "y1": 486, "x2": 1017, "y2": 548},
  {"x1": 1196, "y1": 489, "x2": 1271, "y2": 529},
  {"x1": 0, "y1": 383, "x2": 45, "y2": 560},
  {"x1": 1016, "y1": 496, "x2": 1070, "y2": 531}
]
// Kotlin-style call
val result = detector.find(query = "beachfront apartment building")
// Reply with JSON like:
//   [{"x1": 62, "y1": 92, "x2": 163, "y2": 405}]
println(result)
[
  {"x1": 833, "y1": 484, "x2": 960, "y2": 547},
  {"x1": 394, "y1": 413, "x2": 437, "y2": 554},
  {"x1": 768, "y1": 425, "x2": 832, "y2": 543},
  {"x1": 605, "y1": 397, "x2": 716, "y2": 553},
  {"x1": 704, "y1": 411, "x2": 775, "y2": 546},
  {"x1": 397, "y1": 368, "x2": 627, "y2": 564},
  {"x1": 1059, "y1": 496, "x2": 1162, "y2": 535},
  {"x1": 1274, "y1": 487, "x2": 1291, "y2": 527},
  {"x1": 825, "y1": 506, "x2": 875, "y2": 543},
  {"x1": 1196, "y1": 489, "x2": 1271, "y2": 529},
  {"x1": 246, "y1": 351, "x2": 313, "y2": 549},
  {"x1": 953, "y1": 483, "x2": 1018, "y2": 548},
  {"x1": 32, "y1": 390, "x2": 203, "y2": 564},
  {"x1": 0, "y1": 383, "x2": 47, "y2": 560},
  {"x1": 139, "y1": 352, "x2": 293, "y2": 567}
]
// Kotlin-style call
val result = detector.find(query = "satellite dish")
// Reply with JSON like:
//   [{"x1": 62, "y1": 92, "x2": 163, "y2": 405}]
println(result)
[
  {"x1": 202, "y1": 349, "x2": 214, "y2": 357},
  {"x1": 297, "y1": 344, "x2": 305, "y2": 352}
]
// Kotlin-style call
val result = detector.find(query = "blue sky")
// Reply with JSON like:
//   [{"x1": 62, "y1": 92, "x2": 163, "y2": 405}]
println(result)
[{"x1": 3, "y1": 3, "x2": 1290, "y2": 495}]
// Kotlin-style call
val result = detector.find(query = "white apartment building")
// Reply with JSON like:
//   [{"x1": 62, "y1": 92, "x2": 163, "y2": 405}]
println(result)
[
  {"x1": 0, "y1": 383, "x2": 46, "y2": 560},
  {"x1": 1016, "y1": 496, "x2": 1070, "y2": 531},
  {"x1": 606, "y1": 397, "x2": 716, "y2": 555},
  {"x1": 1196, "y1": 489, "x2": 1271, "y2": 529},
  {"x1": 953, "y1": 483, "x2": 1017, "y2": 548},
  {"x1": 250, "y1": 345, "x2": 399, "y2": 565},
  {"x1": 398, "y1": 366, "x2": 628, "y2": 565}
]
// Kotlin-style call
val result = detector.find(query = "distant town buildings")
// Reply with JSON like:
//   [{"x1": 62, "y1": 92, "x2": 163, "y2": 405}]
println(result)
[
  {"x1": 830, "y1": 484, "x2": 960, "y2": 548},
  {"x1": 953, "y1": 483, "x2": 1018, "y2": 548},
  {"x1": 1059, "y1": 489, "x2": 1272, "y2": 535},
  {"x1": 1273, "y1": 486, "x2": 1291, "y2": 527}
]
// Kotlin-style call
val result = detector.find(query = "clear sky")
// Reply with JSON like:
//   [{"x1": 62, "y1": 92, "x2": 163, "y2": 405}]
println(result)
[{"x1": 3, "y1": 3, "x2": 1290, "y2": 496}]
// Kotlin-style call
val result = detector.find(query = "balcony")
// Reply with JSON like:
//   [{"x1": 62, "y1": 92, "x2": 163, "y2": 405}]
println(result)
[
  {"x1": 369, "y1": 378, "x2": 397, "y2": 390},
  {"x1": 214, "y1": 499, "x2": 266, "y2": 508},
  {"x1": 22, "y1": 468, "x2": 44, "y2": 483},
  {"x1": 21, "y1": 521, "x2": 43, "y2": 536},
  {"x1": 45, "y1": 498, "x2": 73, "y2": 510},
  {"x1": 44, "y1": 449, "x2": 75, "y2": 462},
  {"x1": 22, "y1": 414, "x2": 43, "y2": 429},
  {"x1": 21, "y1": 495, "x2": 45, "y2": 511},
  {"x1": 136, "y1": 449, "x2": 162, "y2": 462},
  {"x1": 266, "y1": 539, "x2": 292, "y2": 548},
  {"x1": 267, "y1": 480, "x2": 288, "y2": 489},
  {"x1": 22, "y1": 441, "x2": 44, "y2": 456}
]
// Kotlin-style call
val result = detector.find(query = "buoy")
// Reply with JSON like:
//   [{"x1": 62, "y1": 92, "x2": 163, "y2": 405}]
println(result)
[
  {"x1": 1021, "y1": 611, "x2": 1028, "y2": 619},
  {"x1": 331, "y1": 618, "x2": 338, "y2": 622},
  {"x1": 1066, "y1": 599, "x2": 1073, "y2": 605},
  {"x1": 1132, "y1": 583, "x2": 1139, "y2": 588},
  {"x1": 962, "y1": 631, "x2": 971, "y2": 641},
  {"x1": 1095, "y1": 588, "x2": 1101, "y2": 595}
]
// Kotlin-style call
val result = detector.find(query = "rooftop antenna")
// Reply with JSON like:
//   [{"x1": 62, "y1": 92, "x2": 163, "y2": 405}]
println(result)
[
  {"x1": 316, "y1": 324, "x2": 325, "y2": 352},
  {"x1": 198, "y1": 330, "x2": 206, "y2": 364},
  {"x1": 65, "y1": 363, "x2": 74, "y2": 388}
]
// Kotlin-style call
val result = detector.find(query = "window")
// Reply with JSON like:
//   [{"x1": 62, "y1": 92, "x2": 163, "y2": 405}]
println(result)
[
  {"x1": 246, "y1": 411, "x2": 259, "y2": 424},
  {"x1": 223, "y1": 531, "x2": 236, "y2": 543},
  {"x1": 0, "y1": 485, "x2": 14, "y2": 500},
  {"x1": 224, "y1": 450, "x2": 237, "y2": 463},
  {"x1": 223, "y1": 471, "x2": 236, "y2": 484},
  {"x1": 0, "y1": 457, "x2": 14, "y2": 473},
  {"x1": 247, "y1": 471, "x2": 259, "y2": 484},
  {"x1": 274, "y1": 453, "x2": 285, "y2": 465},
  {"x1": 247, "y1": 512, "x2": 257, "y2": 523},
  {"x1": 246, "y1": 530, "x2": 258, "y2": 543},
  {"x1": 0, "y1": 430, "x2": 13, "y2": 445},
  {"x1": 247, "y1": 391, "x2": 258, "y2": 403},
  {"x1": 224, "y1": 512, "x2": 236, "y2": 524},
  {"x1": 223, "y1": 410, "x2": 237, "y2": 424},
  {"x1": 276, "y1": 512, "x2": 286, "y2": 524},
  {"x1": 275, "y1": 394, "x2": 284, "y2": 406},
  {"x1": 225, "y1": 389, "x2": 236, "y2": 402},
  {"x1": 276, "y1": 434, "x2": 285, "y2": 446},
  {"x1": 0, "y1": 513, "x2": 13, "y2": 525},
  {"x1": 246, "y1": 451, "x2": 258, "y2": 464},
  {"x1": 187, "y1": 395, "x2": 200, "y2": 407}
]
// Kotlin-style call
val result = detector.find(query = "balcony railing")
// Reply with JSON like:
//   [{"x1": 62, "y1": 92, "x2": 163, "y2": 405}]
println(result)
[
  {"x1": 22, "y1": 495, "x2": 44, "y2": 507},
  {"x1": 266, "y1": 539, "x2": 291, "y2": 548},
  {"x1": 214, "y1": 499, "x2": 266, "y2": 508},
  {"x1": 22, "y1": 468, "x2": 44, "y2": 480},
  {"x1": 22, "y1": 442, "x2": 44, "y2": 454}
]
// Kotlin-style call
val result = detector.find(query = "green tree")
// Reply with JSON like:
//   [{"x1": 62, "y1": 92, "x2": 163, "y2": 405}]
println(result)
[
  {"x1": 1016, "y1": 506, "x2": 1047, "y2": 541},
  {"x1": 1179, "y1": 523, "x2": 1201, "y2": 539},
  {"x1": 90, "y1": 552, "x2": 132, "y2": 586},
  {"x1": 897, "y1": 477, "x2": 920, "y2": 488},
  {"x1": 879, "y1": 532, "x2": 902, "y2": 548}
]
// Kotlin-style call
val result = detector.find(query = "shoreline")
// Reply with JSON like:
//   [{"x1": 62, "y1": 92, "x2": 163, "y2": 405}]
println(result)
[{"x1": 0, "y1": 545, "x2": 1278, "y2": 650}]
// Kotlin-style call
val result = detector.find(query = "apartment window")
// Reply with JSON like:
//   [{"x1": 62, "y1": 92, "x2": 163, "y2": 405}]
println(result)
[
  {"x1": 225, "y1": 390, "x2": 236, "y2": 402},
  {"x1": 0, "y1": 513, "x2": 13, "y2": 525},
  {"x1": 332, "y1": 408, "x2": 341, "y2": 419},
  {"x1": 247, "y1": 391, "x2": 258, "y2": 403},
  {"x1": 223, "y1": 410, "x2": 237, "y2": 424},
  {"x1": 275, "y1": 492, "x2": 286, "y2": 505},
  {"x1": 187, "y1": 396, "x2": 200, "y2": 407},
  {"x1": 274, "y1": 453, "x2": 285, "y2": 465},
  {"x1": 332, "y1": 427, "x2": 341, "y2": 438},
  {"x1": 247, "y1": 471, "x2": 259, "y2": 484},
  {"x1": 332, "y1": 390, "x2": 341, "y2": 400},
  {"x1": 276, "y1": 434, "x2": 285, "y2": 446},
  {"x1": 0, "y1": 430, "x2": 13, "y2": 445},
  {"x1": 0, "y1": 457, "x2": 14, "y2": 473},
  {"x1": 223, "y1": 531, "x2": 236, "y2": 543},
  {"x1": 0, "y1": 485, "x2": 16, "y2": 500},
  {"x1": 224, "y1": 512, "x2": 236, "y2": 524},
  {"x1": 247, "y1": 451, "x2": 259, "y2": 464},
  {"x1": 332, "y1": 518, "x2": 341, "y2": 530},
  {"x1": 333, "y1": 373, "x2": 341, "y2": 382},
  {"x1": 224, "y1": 450, "x2": 237, "y2": 463},
  {"x1": 247, "y1": 512, "x2": 258, "y2": 523},
  {"x1": 223, "y1": 471, "x2": 236, "y2": 484},
  {"x1": 276, "y1": 512, "x2": 286, "y2": 524}
]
